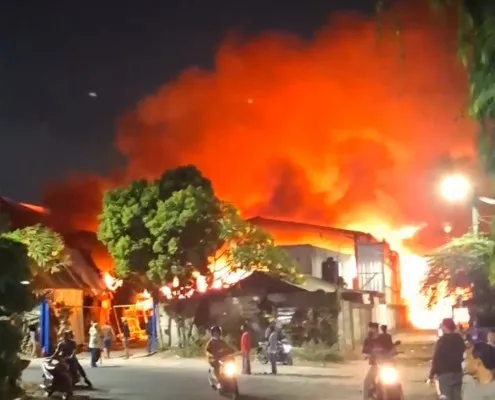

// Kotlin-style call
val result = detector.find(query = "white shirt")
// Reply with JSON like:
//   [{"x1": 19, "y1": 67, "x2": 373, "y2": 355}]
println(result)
[
  {"x1": 268, "y1": 331, "x2": 278, "y2": 354},
  {"x1": 464, "y1": 376, "x2": 495, "y2": 399},
  {"x1": 88, "y1": 326, "x2": 101, "y2": 349}
]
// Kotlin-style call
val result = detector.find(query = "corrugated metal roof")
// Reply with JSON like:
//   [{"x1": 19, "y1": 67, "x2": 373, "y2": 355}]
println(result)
[
  {"x1": 0, "y1": 196, "x2": 48, "y2": 229},
  {"x1": 248, "y1": 217, "x2": 373, "y2": 239}
]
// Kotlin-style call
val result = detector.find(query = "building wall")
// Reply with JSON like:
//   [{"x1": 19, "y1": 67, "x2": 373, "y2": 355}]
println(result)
[
  {"x1": 51, "y1": 288, "x2": 84, "y2": 345},
  {"x1": 280, "y1": 244, "x2": 356, "y2": 287},
  {"x1": 338, "y1": 299, "x2": 408, "y2": 351}
]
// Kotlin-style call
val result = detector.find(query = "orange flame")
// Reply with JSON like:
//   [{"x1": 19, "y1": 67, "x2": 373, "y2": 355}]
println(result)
[
  {"x1": 135, "y1": 289, "x2": 153, "y2": 311},
  {"x1": 103, "y1": 273, "x2": 123, "y2": 291}
]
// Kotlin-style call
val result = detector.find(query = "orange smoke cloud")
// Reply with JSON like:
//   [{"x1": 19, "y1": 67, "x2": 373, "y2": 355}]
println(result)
[{"x1": 44, "y1": 4, "x2": 475, "y2": 247}]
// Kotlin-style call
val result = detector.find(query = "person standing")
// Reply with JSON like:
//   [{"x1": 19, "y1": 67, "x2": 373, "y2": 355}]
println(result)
[
  {"x1": 268, "y1": 326, "x2": 278, "y2": 375},
  {"x1": 428, "y1": 318, "x2": 465, "y2": 400},
  {"x1": 101, "y1": 321, "x2": 115, "y2": 359},
  {"x1": 121, "y1": 317, "x2": 131, "y2": 359},
  {"x1": 146, "y1": 317, "x2": 154, "y2": 354},
  {"x1": 88, "y1": 321, "x2": 101, "y2": 368},
  {"x1": 28, "y1": 323, "x2": 39, "y2": 358},
  {"x1": 240, "y1": 324, "x2": 251, "y2": 375}
]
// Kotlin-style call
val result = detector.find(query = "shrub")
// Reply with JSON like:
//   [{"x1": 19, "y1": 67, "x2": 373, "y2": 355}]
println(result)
[
  {"x1": 174, "y1": 334, "x2": 208, "y2": 358},
  {"x1": 293, "y1": 340, "x2": 344, "y2": 363}
]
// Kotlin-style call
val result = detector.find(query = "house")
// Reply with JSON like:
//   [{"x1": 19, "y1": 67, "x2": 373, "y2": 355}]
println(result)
[
  {"x1": 0, "y1": 195, "x2": 108, "y2": 344},
  {"x1": 249, "y1": 217, "x2": 407, "y2": 333},
  {"x1": 249, "y1": 217, "x2": 402, "y2": 303}
]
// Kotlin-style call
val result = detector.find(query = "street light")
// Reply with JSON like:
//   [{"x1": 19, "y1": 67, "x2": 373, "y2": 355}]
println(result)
[{"x1": 439, "y1": 174, "x2": 495, "y2": 235}]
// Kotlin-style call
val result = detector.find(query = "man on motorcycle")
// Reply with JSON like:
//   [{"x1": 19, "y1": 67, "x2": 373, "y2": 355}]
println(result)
[
  {"x1": 379, "y1": 325, "x2": 394, "y2": 353},
  {"x1": 362, "y1": 322, "x2": 387, "y2": 399},
  {"x1": 205, "y1": 325, "x2": 234, "y2": 385},
  {"x1": 51, "y1": 330, "x2": 92, "y2": 387}
]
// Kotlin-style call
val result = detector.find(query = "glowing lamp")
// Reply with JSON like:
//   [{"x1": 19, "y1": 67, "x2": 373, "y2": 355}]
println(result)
[{"x1": 439, "y1": 174, "x2": 472, "y2": 202}]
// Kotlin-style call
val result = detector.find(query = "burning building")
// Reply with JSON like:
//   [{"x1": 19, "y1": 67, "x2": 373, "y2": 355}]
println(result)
[
  {"x1": 250, "y1": 217, "x2": 402, "y2": 303},
  {"x1": 0, "y1": 196, "x2": 115, "y2": 344}
]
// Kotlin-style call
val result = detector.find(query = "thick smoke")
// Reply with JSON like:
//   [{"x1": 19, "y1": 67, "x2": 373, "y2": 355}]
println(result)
[{"x1": 45, "y1": 5, "x2": 475, "y2": 244}]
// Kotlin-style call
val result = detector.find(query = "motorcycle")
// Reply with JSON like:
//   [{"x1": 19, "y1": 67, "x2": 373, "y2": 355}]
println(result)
[
  {"x1": 208, "y1": 355, "x2": 240, "y2": 400},
  {"x1": 40, "y1": 358, "x2": 73, "y2": 400},
  {"x1": 366, "y1": 341, "x2": 404, "y2": 400},
  {"x1": 257, "y1": 339, "x2": 293, "y2": 365}
]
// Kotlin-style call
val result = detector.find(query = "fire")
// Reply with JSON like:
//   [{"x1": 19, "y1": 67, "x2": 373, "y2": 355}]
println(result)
[
  {"x1": 39, "y1": 4, "x2": 476, "y2": 329},
  {"x1": 135, "y1": 289, "x2": 153, "y2": 311},
  {"x1": 158, "y1": 257, "x2": 251, "y2": 300},
  {"x1": 344, "y1": 221, "x2": 470, "y2": 329},
  {"x1": 103, "y1": 273, "x2": 123, "y2": 291}
]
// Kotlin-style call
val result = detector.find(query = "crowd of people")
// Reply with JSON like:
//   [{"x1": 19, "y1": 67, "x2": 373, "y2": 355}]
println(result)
[{"x1": 429, "y1": 317, "x2": 495, "y2": 399}]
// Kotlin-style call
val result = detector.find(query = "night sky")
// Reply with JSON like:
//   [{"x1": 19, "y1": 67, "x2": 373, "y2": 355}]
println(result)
[{"x1": 1, "y1": 0, "x2": 371, "y2": 203}]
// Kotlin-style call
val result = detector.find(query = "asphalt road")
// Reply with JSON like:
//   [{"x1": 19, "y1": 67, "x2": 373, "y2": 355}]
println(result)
[{"x1": 23, "y1": 357, "x2": 436, "y2": 400}]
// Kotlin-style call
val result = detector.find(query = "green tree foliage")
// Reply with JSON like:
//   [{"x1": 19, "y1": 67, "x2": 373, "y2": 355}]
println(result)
[
  {"x1": 98, "y1": 166, "x2": 221, "y2": 286},
  {"x1": 98, "y1": 165, "x2": 300, "y2": 291},
  {"x1": 1, "y1": 224, "x2": 69, "y2": 275},
  {"x1": 0, "y1": 237, "x2": 36, "y2": 397},
  {"x1": 422, "y1": 233, "x2": 495, "y2": 317}
]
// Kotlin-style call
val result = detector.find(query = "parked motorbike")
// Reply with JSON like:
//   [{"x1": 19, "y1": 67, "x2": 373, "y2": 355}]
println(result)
[
  {"x1": 257, "y1": 339, "x2": 293, "y2": 365},
  {"x1": 40, "y1": 358, "x2": 73, "y2": 400},
  {"x1": 365, "y1": 341, "x2": 404, "y2": 400},
  {"x1": 208, "y1": 355, "x2": 240, "y2": 399}
]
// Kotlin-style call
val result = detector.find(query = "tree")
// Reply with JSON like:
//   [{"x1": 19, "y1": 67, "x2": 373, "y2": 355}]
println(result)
[
  {"x1": 0, "y1": 237, "x2": 36, "y2": 398},
  {"x1": 1, "y1": 224, "x2": 70, "y2": 276},
  {"x1": 98, "y1": 166, "x2": 222, "y2": 288},
  {"x1": 98, "y1": 165, "x2": 300, "y2": 295},
  {"x1": 422, "y1": 232, "x2": 495, "y2": 320}
]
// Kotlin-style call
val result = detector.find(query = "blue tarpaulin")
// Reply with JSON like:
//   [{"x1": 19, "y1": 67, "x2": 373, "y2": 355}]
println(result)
[{"x1": 39, "y1": 299, "x2": 50, "y2": 355}]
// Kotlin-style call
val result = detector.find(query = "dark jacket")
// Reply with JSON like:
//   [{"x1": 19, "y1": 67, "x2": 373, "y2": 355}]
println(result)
[
  {"x1": 429, "y1": 332, "x2": 465, "y2": 379},
  {"x1": 362, "y1": 335, "x2": 384, "y2": 365},
  {"x1": 121, "y1": 322, "x2": 130, "y2": 339},
  {"x1": 379, "y1": 333, "x2": 394, "y2": 352}
]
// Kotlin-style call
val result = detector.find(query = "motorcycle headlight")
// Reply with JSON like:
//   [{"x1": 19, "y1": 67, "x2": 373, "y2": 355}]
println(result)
[
  {"x1": 282, "y1": 344, "x2": 292, "y2": 353},
  {"x1": 379, "y1": 366, "x2": 398, "y2": 385},
  {"x1": 223, "y1": 362, "x2": 236, "y2": 377}
]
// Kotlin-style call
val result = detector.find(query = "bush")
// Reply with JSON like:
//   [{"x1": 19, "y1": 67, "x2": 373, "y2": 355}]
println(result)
[
  {"x1": 293, "y1": 340, "x2": 344, "y2": 363},
  {"x1": 174, "y1": 334, "x2": 208, "y2": 358}
]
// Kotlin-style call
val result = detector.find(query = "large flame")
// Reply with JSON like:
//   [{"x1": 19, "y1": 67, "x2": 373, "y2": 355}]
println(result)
[
  {"x1": 41, "y1": 4, "x2": 476, "y2": 327},
  {"x1": 103, "y1": 272, "x2": 123, "y2": 291}
]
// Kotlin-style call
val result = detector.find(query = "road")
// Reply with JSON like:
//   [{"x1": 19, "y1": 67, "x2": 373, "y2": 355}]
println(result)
[{"x1": 23, "y1": 356, "x2": 436, "y2": 400}]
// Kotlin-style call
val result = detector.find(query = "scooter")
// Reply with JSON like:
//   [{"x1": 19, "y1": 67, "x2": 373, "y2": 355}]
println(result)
[
  {"x1": 372, "y1": 363, "x2": 404, "y2": 400},
  {"x1": 366, "y1": 341, "x2": 404, "y2": 400},
  {"x1": 208, "y1": 355, "x2": 240, "y2": 400},
  {"x1": 40, "y1": 358, "x2": 73, "y2": 400},
  {"x1": 257, "y1": 339, "x2": 293, "y2": 365}
]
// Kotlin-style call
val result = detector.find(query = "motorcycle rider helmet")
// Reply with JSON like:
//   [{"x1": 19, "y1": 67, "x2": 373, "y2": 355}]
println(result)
[{"x1": 210, "y1": 325, "x2": 222, "y2": 336}]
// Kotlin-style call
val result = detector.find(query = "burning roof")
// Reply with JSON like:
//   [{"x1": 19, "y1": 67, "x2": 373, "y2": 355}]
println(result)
[
  {"x1": 0, "y1": 196, "x2": 48, "y2": 229},
  {"x1": 249, "y1": 216, "x2": 378, "y2": 255}
]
